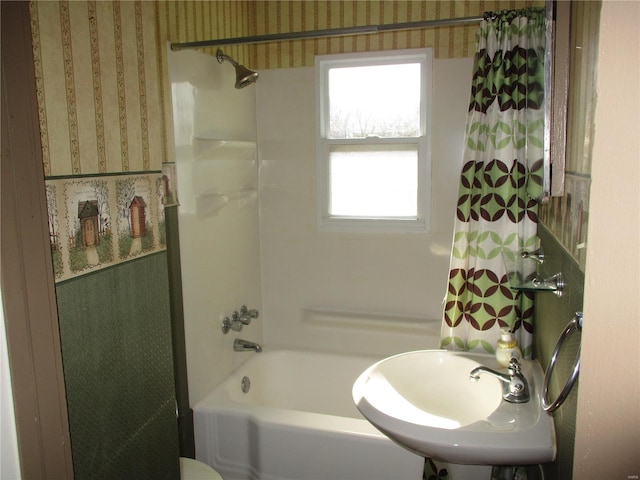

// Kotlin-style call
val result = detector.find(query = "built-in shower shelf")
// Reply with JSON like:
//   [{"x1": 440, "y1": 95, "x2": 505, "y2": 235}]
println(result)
[
  {"x1": 186, "y1": 138, "x2": 258, "y2": 218},
  {"x1": 502, "y1": 250, "x2": 564, "y2": 297},
  {"x1": 192, "y1": 138, "x2": 257, "y2": 160}
]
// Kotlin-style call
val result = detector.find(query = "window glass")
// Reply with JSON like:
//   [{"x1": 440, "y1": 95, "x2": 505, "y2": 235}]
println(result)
[
  {"x1": 328, "y1": 64, "x2": 421, "y2": 139},
  {"x1": 329, "y1": 145, "x2": 418, "y2": 217},
  {"x1": 316, "y1": 49, "x2": 432, "y2": 232}
]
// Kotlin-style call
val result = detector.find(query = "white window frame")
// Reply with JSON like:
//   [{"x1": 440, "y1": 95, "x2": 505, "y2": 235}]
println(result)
[{"x1": 315, "y1": 48, "x2": 433, "y2": 233}]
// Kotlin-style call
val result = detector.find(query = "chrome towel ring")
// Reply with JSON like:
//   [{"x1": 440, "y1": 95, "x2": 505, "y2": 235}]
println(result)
[{"x1": 542, "y1": 312, "x2": 583, "y2": 413}]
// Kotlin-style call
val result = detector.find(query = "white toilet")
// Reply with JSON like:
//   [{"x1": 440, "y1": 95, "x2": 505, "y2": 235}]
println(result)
[{"x1": 180, "y1": 457, "x2": 224, "y2": 480}]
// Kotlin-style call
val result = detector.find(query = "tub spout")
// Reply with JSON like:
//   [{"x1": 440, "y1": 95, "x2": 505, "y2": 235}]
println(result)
[{"x1": 234, "y1": 338, "x2": 262, "y2": 352}]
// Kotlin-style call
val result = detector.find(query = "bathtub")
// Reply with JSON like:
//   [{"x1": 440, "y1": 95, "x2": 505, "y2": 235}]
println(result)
[{"x1": 194, "y1": 350, "x2": 424, "y2": 480}]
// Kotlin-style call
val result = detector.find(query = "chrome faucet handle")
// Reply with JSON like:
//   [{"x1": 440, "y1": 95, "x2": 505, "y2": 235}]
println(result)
[
  {"x1": 508, "y1": 357, "x2": 522, "y2": 375},
  {"x1": 221, "y1": 316, "x2": 243, "y2": 334},
  {"x1": 240, "y1": 305, "x2": 259, "y2": 318},
  {"x1": 233, "y1": 309, "x2": 252, "y2": 326},
  {"x1": 239, "y1": 305, "x2": 259, "y2": 325},
  {"x1": 506, "y1": 358, "x2": 529, "y2": 403}
]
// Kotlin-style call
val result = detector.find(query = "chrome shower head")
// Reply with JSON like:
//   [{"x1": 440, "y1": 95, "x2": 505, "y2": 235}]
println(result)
[{"x1": 216, "y1": 49, "x2": 259, "y2": 89}]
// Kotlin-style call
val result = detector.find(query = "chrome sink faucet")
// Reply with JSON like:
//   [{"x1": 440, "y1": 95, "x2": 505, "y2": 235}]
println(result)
[
  {"x1": 469, "y1": 358, "x2": 530, "y2": 404},
  {"x1": 233, "y1": 338, "x2": 262, "y2": 353}
]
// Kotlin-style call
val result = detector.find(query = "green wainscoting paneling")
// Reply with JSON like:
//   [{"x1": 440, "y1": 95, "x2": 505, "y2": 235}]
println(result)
[
  {"x1": 534, "y1": 224, "x2": 584, "y2": 480},
  {"x1": 56, "y1": 252, "x2": 180, "y2": 480}
]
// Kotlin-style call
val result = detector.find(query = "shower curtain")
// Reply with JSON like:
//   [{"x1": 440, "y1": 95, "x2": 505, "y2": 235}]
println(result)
[{"x1": 439, "y1": 8, "x2": 546, "y2": 359}]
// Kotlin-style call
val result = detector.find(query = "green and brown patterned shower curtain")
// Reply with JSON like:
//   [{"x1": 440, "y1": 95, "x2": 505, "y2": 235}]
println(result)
[{"x1": 440, "y1": 8, "x2": 546, "y2": 358}]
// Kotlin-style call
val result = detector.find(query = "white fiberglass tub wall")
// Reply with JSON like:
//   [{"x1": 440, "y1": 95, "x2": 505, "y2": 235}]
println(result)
[
  {"x1": 168, "y1": 47, "x2": 262, "y2": 404},
  {"x1": 256, "y1": 58, "x2": 473, "y2": 356},
  {"x1": 194, "y1": 350, "x2": 424, "y2": 480}
]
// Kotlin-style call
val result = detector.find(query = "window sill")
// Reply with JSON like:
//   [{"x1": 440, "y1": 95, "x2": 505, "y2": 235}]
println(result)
[{"x1": 318, "y1": 216, "x2": 429, "y2": 234}]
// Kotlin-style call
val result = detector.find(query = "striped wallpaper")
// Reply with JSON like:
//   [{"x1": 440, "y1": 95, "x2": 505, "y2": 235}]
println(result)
[
  {"x1": 158, "y1": 1, "x2": 543, "y2": 70},
  {"x1": 156, "y1": 0, "x2": 252, "y2": 66},
  {"x1": 29, "y1": 1, "x2": 543, "y2": 177},
  {"x1": 30, "y1": 1, "x2": 163, "y2": 177}
]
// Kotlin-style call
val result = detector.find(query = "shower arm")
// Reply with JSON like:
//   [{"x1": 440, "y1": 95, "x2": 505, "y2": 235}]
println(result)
[{"x1": 216, "y1": 49, "x2": 239, "y2": 67}]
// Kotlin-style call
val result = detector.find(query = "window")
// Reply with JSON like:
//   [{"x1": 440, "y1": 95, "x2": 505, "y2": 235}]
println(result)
[{"x1": 316, "y1": 49, "x2": 432, "y2": 232}]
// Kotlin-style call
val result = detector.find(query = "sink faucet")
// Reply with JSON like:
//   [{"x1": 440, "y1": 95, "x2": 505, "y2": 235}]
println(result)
[
  {"x1": 233, "y1": 338, "x2": 262, "y2": 353},
  {"x1": 469, "y1": 358, "x2": 529, "y2": 404}
]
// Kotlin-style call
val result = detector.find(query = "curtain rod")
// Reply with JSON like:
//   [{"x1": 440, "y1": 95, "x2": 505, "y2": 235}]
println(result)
[{"x1": 170, "y1": 15, "x2": 484, "y2": 51}]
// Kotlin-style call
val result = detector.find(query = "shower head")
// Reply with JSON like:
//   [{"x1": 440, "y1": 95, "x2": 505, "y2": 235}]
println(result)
[{"x1": 216, "y1": 49, "x2": 259, "y2": 89}]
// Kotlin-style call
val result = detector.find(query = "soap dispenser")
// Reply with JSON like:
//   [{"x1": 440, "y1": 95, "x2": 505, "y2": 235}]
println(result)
[{"x1": 496, "y1": 328, "x2": 522, "y2": 367}]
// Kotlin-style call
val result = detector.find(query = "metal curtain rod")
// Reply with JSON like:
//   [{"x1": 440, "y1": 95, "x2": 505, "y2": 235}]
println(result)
[{"x1": 170, "y1": 15, "x2": 483, "y2": 51}]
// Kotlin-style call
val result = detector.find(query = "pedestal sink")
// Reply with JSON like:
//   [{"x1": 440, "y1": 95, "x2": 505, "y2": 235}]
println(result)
[{"x1": 352, "y1": 350, "x2": 555, "y2": 477}]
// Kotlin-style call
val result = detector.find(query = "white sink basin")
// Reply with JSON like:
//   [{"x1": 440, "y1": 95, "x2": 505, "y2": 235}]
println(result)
[{"x1": 353, "y1": 350, "x2": 556, "y2": 465}]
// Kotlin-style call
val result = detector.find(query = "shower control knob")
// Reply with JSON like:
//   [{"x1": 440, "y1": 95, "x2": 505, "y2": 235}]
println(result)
[
  {"x1": 240, "y1": 305, "x2": 259, "y2": 319},
  {"x1": 221, "y1": 316, "x2": 243, "y2": 334}
]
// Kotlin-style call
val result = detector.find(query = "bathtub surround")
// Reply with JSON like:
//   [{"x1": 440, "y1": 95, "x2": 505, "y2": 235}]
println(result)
[
  {"x1": 257, "y1": 59, "x2": 472, "y2": 356},
  {"x1": 167, "y1": 47, "x2": 263, "y2": 406}
]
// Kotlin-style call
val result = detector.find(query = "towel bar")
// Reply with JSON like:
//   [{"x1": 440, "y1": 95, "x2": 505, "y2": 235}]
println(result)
[{"x1": 542, "y1": 312, "x2": 582, "y2": 413}]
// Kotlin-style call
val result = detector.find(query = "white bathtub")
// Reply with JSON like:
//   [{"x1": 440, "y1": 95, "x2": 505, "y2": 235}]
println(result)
[{"x1": 194, "y1": 349, "x2": 424, "y2": 480}]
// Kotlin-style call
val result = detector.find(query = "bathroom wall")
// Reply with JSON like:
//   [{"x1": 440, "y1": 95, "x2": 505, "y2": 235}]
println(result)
[
  {"x1": 242, "y1": 0, "x2": 542, "y2": 69},
  {"x1": 29, "y1": 2, "x2": 179, "y2": 477},
  {"x1": 534, "y1": 2, "x2": 600, "y2": 479},
  {"x1": 256, "y1": 58, "x2": 472, "y2": 356},
  {"x1": 574, "y1": 1, "x2": 640, "y2": 476},
  {"x1": 167, "y1": 48, "x2": 262, "y2": 405}
]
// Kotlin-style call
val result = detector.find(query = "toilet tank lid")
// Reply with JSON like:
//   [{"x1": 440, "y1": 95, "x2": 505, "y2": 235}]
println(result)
[{"x1": 179, "y1": 457, "x2": 224, "y2": 480}]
